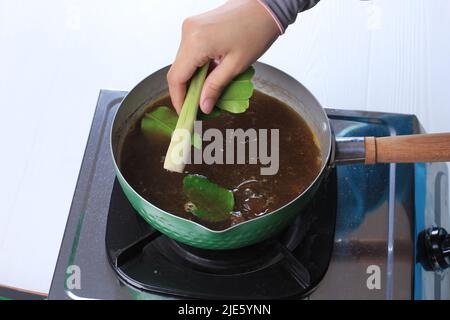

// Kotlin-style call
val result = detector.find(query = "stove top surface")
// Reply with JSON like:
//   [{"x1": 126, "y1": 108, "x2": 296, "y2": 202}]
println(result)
[{"x1": 49, "y1": 90, "x2": 450, "y2": 300}]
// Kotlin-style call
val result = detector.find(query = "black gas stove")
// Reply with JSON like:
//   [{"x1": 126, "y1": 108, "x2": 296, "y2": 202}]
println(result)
[{"x1": 48, "y1": 90, "x2": 450, "y2": 300}]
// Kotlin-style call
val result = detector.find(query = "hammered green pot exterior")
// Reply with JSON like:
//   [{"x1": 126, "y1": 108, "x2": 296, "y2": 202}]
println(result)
[
  {"x1": 110, "y1": 62, "x2": 332, "y2": 250},
  {"x1": 114, "y1": 161, "x2": 324, "y2": 250}
]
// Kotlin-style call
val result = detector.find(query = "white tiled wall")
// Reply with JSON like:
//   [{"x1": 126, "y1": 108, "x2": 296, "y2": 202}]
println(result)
[{"x1": 0, "y1": 0, "x2": 449, "y2": 294}]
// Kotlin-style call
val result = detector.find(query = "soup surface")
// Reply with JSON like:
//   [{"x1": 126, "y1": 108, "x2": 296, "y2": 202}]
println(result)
[{"x1": 120, "y1": 91, "x2": 322, "y2": 230}]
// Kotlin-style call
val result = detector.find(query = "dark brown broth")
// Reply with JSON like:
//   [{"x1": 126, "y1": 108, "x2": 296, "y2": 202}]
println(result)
[{"x1": 120, "y1": 91, "x2": 322, "y2": 230}]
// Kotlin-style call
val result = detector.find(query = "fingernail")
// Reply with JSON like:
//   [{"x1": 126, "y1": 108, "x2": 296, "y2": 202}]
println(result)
[{"x1": 200, "y1": 98, "x2": 214, "y2": 114}]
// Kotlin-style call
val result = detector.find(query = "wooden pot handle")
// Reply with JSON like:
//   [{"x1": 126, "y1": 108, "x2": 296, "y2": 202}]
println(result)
[{"x1": 364, "y1": 133, "x2": 450, "y2": 164}]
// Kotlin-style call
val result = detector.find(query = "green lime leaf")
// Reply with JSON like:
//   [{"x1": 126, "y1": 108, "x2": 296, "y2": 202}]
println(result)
[
  {"x1": 215, "y1": 66, "x2": 255, "y2": 113},
  {"x1": 233, "y1": 66, "x2": 255, "y2": 81},
  {"x1": 219, "y1": 80, "x2": 254, "y2": 101},
  {"x1": 192, "y1": 132, "x2": 202, "y2": 149},
  {"x1": 141, "y1": 106, "x2": 200, "y2": 149},
  {"x1": 183, "y1": 175, "x2": 234, "y2": 223},
  {"x1": 216, "y1": 100, "x2": 249, "y2": 114},
  {"x1": 141, "y1": 106, "x2": 177, "y2": 137}
]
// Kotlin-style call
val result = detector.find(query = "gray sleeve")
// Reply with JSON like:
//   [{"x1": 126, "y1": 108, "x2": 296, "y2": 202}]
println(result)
[{"x1": 261, "y1": 0, "x2": 320, "y2": 32}]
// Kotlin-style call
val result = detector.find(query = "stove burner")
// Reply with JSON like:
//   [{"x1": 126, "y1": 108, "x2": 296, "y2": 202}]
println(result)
[
  {"x1": 152, "y1": 214, "x2": 310, "y2": 277},
  {"x1": 105, "y1": 169, "x2": 336, "y2": 299}
]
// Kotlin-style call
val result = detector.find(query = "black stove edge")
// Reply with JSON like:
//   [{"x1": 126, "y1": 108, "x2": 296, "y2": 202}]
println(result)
[
  {"x1": 48, "y1": 90, "x2": 127, "y2": 299},
  {"x1": 0, "y1": 285, "x2": 47, "y2": 300}
]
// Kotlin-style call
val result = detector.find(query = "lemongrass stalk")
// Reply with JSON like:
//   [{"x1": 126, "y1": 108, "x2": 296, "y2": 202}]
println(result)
[{"x1": 163, "y1": 62, "x2": 209, "y2": 172}]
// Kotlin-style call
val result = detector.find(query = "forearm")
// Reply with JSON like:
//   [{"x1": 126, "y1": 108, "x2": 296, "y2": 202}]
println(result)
[{"x1": 259, "y1": 0, "x2": 320, "y2": 33}]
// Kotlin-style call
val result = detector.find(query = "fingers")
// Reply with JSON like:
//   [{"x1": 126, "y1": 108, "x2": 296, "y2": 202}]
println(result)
[
  {"x1": 200, "y1": 57, "x2": 240, "y2": 114},
  {"x1": 166, "y1": 55, "x2": 197, "y2": 114}
]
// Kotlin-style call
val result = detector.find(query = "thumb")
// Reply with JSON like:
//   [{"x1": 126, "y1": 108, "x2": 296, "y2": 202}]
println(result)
[{"x1": 200, "y1": 58, "x2": 240, "y2": 114}]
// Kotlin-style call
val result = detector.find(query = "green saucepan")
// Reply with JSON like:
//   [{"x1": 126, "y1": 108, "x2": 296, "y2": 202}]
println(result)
[
  {"x1": 110, "y1": 62, "x2": 332, "y2": 250},
  {"x1": 111, "y1": 62, "x2": 450, "y2": 250}
]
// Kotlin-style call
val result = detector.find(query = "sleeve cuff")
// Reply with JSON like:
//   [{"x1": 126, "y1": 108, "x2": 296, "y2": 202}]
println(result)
[
  {"x1": 258, "y1": 0, "x2": 320, "y2": 33},
  {"x1": 255, "y1": 0, "x2": 285, "y2": 35}
]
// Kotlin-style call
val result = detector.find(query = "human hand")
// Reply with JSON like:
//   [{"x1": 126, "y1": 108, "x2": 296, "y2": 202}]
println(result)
[{"x1": 167, "y1": 0, "x2": 280, "y2": 114}]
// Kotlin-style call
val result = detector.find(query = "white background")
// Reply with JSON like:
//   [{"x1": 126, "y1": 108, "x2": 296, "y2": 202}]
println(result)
[{"x1": 0, "y1": 0, "x2": 449, "y2": 294}]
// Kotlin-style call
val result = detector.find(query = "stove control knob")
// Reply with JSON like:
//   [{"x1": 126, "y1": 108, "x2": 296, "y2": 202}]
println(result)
[{"x1": 419, "y1": 227, "x2": 450, "y2": 271}]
